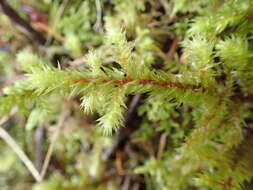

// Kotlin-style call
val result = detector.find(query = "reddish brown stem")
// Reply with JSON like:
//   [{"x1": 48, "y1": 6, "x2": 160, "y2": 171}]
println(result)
[{"x1": 72, "y1": 77, "x2": 201, "y2": 90}]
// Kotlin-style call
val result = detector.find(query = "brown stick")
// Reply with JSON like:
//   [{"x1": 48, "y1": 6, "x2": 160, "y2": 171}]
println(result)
[
  {"x1": 0, "y1": 0, "x2": 46, "y2": 44},
  {"x1": 157, "y1": 133, "x2": 167, "y2": 160},
  {"x1": 32, "y1": 22, "x2": 65, "y2": 43},
  {"x1": 35, "y1": 125, "x2": 45, "y2": 172},
  {"x1": 167, "y1": 38, "x2": 180, "y2": 60}
]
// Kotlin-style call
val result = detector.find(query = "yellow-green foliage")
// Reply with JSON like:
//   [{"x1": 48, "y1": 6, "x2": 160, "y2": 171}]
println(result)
[{"x1": 1, "y1": 0, "x2": 253, "y2": 190}]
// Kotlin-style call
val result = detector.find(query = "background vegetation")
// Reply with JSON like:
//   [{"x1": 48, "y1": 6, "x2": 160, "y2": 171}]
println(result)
[{"x1": 0, "y1": 0, "x2": 253, "y2": 189}]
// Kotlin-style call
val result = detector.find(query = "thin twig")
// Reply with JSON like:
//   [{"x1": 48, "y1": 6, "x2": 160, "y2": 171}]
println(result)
[
  {"x1": 68, "y1": 56, "x2": 86, "y2": 66},
  {"x1": 93, "y1": 0, "x2": 102, "y2": 32},
  {"x1": 32, "y1": 22, "x2": 65, "y2": 43},
  {"x1": 0, "y1": 107, "x2": 18, "y2": 125},
  {"x1": 40, "y1": 108, "x2": 70, "y2": 179},
  {"x1": 0, "y1": 107, "x2": 42, "y2": 182},
  {"x1": 116, "y1": 151, "x2": 125, "y2": 175},
  {"x1": 133, "y1": 183, "x2": 140, "y2": 190},
  {"x1": 0, "y1": 127, "x2": 42, "y2": 181},
  {"x1": 125, "y1": 94, "x2": 142, "y2": 124},
  {"x1": 121, "y1": 175, "x2": 131, "y2": 190},
  {"x1": 35, "y1": 125, "x2": 45, "y2": 172},
  {"x1": 157, "y1": 133, "x2": 167, "y2": 160},
  {"x1": 167, "y1": 38, "x2": 180, "y2": 60}
]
